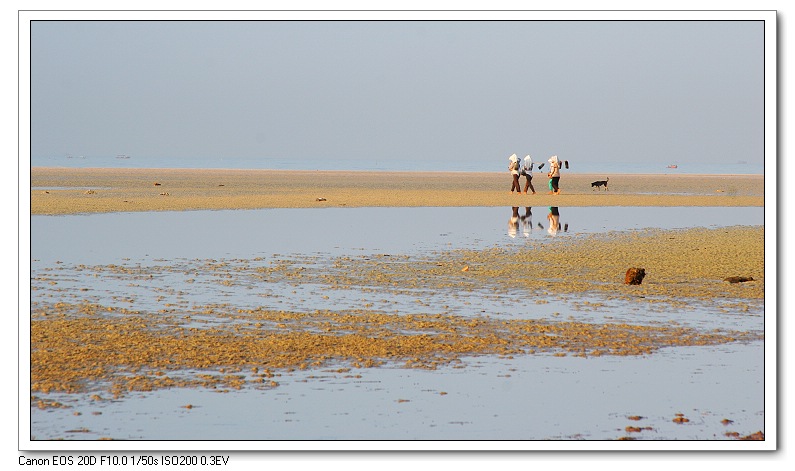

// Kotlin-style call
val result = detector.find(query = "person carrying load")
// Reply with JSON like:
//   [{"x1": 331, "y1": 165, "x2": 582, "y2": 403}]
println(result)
[
  {"x1": 520, "y1": 154, "x2": 536, "y2": 194},
  {"x1": 508, "y1": 153, "x2": 521, "y2": 194}
]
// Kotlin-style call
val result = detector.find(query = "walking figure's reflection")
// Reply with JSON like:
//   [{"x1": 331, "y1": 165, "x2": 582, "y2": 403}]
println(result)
[
  {"x1": 547, "y1": 206, "x2": 560, "y2": 236},
  {"x1": 509, "y1": 207, "x2": 568, "y2": 238},
  {"x1": 547, "y1": 207, "x2": 568, "y2": 236},
  {"x1": 520, "y1": 207, "x2": 533, "y2": 237},
  {"x1": 509, "y1": 206, "x2": 520, "y2": 238}
]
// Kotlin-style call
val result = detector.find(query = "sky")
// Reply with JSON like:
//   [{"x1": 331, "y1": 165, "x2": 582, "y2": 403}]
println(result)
[{"x1": 29, "y1": 18, "x2": 766, "y2": 169}]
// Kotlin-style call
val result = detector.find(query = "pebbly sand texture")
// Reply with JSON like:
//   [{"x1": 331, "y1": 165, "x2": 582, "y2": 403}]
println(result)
[{"x1": 30, "y1": 168, "x2": 764, "y2": 215}]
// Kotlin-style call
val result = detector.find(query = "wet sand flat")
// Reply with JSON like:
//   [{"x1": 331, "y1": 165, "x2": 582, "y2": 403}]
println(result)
[{"x1": 30, "y1": 168, "x2": 764, "y2": 215}]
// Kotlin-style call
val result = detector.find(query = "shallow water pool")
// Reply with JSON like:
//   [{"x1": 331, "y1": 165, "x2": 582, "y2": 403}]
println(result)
[{"x1": 31, "y1": 206, "x2": 762, "y2": 265}]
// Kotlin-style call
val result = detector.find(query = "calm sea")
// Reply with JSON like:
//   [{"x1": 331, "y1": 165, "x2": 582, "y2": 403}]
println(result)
[{"x1": 30, "y1": 155, "x2": 764, "y2": 175}]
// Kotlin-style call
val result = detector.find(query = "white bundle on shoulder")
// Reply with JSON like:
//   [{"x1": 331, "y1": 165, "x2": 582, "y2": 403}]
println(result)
[
  {"x1": 522, "y1": 155, "x2": 533, "y2": 171},
  {"x1": 508, "y1": 153, "x2": 519, "y2": 172}
]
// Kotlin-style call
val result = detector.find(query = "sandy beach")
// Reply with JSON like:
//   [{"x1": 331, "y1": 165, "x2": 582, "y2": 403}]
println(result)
[
  {"x1": 29, "y1": 167, "x2": 767, "y2": 441},
  {"x1": 30, "y1": 168, "x2": 764, "y2": 215}
]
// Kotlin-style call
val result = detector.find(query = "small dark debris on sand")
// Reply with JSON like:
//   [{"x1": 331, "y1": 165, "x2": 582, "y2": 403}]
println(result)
[{"x1": 724, "y1": 276, "x2": 754, "y2": 283}]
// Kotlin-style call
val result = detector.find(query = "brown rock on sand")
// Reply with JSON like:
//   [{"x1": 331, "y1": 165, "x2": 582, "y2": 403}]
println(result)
[{"x1": 625, "y1": 268, "x2": 646, "y2": 285}]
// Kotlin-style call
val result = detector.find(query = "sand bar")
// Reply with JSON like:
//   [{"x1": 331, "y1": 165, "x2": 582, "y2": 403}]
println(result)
[{"x1": 30, "y1": 168, "x2": 764, "y2": 215}]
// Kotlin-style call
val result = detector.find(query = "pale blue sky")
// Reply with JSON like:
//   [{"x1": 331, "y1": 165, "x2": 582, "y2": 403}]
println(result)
[{"x1": 30, "y1": 20, "x2": 764, "y2": 167}]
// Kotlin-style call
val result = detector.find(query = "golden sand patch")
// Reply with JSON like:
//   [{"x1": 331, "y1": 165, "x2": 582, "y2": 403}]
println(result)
[
  {"x1": 31, "y1": 303, "x2": 759, "y2": 400},
  {"x1": 267, "y1": 226, "x2": 764, "y2": 304},
  {"x1": 445, "y1": 226, "x2": 764, "y2": 301}
]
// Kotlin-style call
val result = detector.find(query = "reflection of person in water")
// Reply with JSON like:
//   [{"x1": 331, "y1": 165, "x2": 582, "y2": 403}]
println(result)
[
  {"x1": 520, "y1": 207, "x2": 533, "y2": 237},
  {"x1": 509, "y1": 206, "x2": 520, "y2": 238},
  {"x1": 547, "y1": 206, "x2": 561, "y2": 236}
]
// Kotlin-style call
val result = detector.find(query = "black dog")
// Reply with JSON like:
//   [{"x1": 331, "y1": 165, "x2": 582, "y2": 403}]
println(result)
[{"x1": 591, "y1": 177, "x2": 609, "y2": 190}]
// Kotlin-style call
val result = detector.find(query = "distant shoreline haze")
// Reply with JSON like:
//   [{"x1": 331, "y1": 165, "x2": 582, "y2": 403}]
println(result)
[{"x1": 29, "y1": 155, "x2": 765, "y2": 175}]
